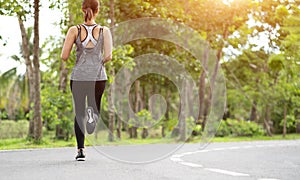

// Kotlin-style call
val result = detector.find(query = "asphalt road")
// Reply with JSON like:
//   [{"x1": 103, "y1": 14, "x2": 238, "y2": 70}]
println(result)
[{"x1": 1, "y1": 140, "x2": 299, "y2": 180}]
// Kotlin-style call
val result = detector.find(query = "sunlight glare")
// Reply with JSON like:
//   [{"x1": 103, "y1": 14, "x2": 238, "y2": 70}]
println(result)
[{"x1": 223, "y1": 0, "x2": 235, "y2": 5}]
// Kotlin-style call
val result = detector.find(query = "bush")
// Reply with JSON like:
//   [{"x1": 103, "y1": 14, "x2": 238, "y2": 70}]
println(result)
[
  {"x1": 280, "y1": 115, "x2": 296, "y2": 133},
  {"x1": 0, "y1": 120, "x2": 29, "y2": 139},
  {"x1": 41, "y1": 85, "x2": 73, "y2": 140},
  {"x1": 216, "y1": 119, "x2": 265, "y2": 137},
  {"x1": 215, "y1": 120, "x2": 231, "y2": 137},
  {"x1": 0, "y1": 110, "x2": 8, "y2": 120},
  {"x1": 192, "y1": 124, "x2": 202, "y2": 136}
]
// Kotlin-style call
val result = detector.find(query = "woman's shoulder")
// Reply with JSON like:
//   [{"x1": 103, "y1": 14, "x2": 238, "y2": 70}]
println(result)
[
  {"x1": 99, "y1": 26, "x2": 111, "y2": 36},
  {"x1": 98, "y1": 25, "x2": 110, "y2": 31},
  {"x1": 67, "y1": 25, "x2": 78, "y2": 34}
]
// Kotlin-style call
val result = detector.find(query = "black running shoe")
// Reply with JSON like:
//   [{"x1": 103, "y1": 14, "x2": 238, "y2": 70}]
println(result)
[
  {"x1": 75, "y1": 149, "x2": 85, "y2": 161},
  {"x1": 86, "y1": 107, "x2": 98, "y2": 134}
]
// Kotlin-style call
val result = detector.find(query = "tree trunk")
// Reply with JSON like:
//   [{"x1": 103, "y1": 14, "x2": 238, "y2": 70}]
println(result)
[
  {"x1": 162, "y1": 88, "x2": 171, "y2": 137},
  {"x1": 296, "y1": 122, "x2": 300, "y2": 134},
  {"x1": 58, "y1": 61, "x2": 68, "y2": 93},
  {"x1": 109, "y1": 0, "x2": 115, "y2": 36},
  {"x1": 132, "y1": 127, "x2": 138, "y2": 138},
  {"x1": 116, "y1": 79, "x2": 122, "y2": 138},
  {"x1": 55, "y1": 52, "x2": 69, "y2": 139},
  {"x1": 179, "y1": 81, "x2": 189, "y2": 141},
  {"x1": 33, "y1": 0, "x2": 42, "y2": 141},
  {"x1": 56, "y1": 7, "x2": 72, "y2": 139},
  {"x1": 202, "y1": 87, "x2": 211, "y2": 131},
  {"x1": 55, "y1": 125, "x2": 64, "y2": 139},
  {"x1": 128, "y1": 127, "x2": 133, "y2": 138},
  {"x1": 133, "y1": 80, "x2": 142, "y2": 138},
  {"x1": 264, "y1": 105, "x2": 273, "y2": 136},
  {"x1": 108, "y1": 69, "x2": 115, "y2": 141},
  {"x1": 122, "y1": 104, "x2": 129, "y2": 132},
  {"x1": 18, "y1": 15, "x2": 35, "y2": 138},
  {"x1": 116, "y1": 100, "x2": 122, "y2": 139},
  {"x1": 283, "y1": 103, "x2": 287, "y2": 138},
  {"x1": 107, "y1": 0, "x2": 115, "y2": 142},
  {"x1": 134, "y1": 80, "x2": 143, "y2": 112},
  {"x1": 141, "y1": 82, "x2": 148, "y2": 137},
  {"x1": 202, "y1": 27, "x2": 228, "y2": 130},
  {"x1": 199, "y1": 44, "x2": 209, "y2": 131},
  {"x1": 171, "y1": 96, "x2": 181, "y2": 138},
  {"x1": 249, "y1": 100, "x2": 257, "y2": 122},
  {"x1": 141, "y1": 127, "x2": 148, "y2": 139}
]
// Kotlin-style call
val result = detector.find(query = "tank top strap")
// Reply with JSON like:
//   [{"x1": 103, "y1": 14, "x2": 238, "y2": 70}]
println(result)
[
  {"x1": 75, "y1": 25, "x2": 81, "y2": 43},
  {"x1": 98, "y1": 26, "x2": 104, "y2": 52}
]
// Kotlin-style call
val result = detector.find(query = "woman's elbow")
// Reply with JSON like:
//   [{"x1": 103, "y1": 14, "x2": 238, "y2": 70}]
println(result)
[
  {"x1": 61, "y1": 53, "x2": 69, "y2": 61},
  {"x1": 105, "y1": 55, "x2": 112, "y2": 62}
]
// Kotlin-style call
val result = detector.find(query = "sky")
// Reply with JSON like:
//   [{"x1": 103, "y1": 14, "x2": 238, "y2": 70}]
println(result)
[{"x1": 0, "y1": 0, "x2": 62, "y2": 75}]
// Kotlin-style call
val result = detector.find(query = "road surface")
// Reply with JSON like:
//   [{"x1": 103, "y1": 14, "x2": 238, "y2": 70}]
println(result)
[{"x1": 1, "y1": 140, "x2": 299, "y2": 180}]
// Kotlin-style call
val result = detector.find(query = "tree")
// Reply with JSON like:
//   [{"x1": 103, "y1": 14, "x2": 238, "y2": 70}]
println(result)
[
  {"x1": 0, "y1": 0, "x2": 42, "y2": 141},
  {"x1": 18, "y1": 21, "x2": 35, "y2": 137},
  {"x1": 222, "y1": 1, "x2": 300, "y2": 136},
  {"x1": 32, "y1": 0, "x2": 42, "y2": 141},
  {"x1": 278, "y1": 5, "x2": 300, "y2": 135},
  {"x1": 174, "y1": 0, "x2": 251, "y2": 131},
  {"x1": 0, "y1": 68, "x2": 19, "y2": 120},
  {"x1": 107, "y1": 0, "x2": 115, "y2": 142}
]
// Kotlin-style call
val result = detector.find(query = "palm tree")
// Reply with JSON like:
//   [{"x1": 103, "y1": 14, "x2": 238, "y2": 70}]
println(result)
[{"x1": 0, "y1": 68, "x2": 21, "y2": 120}]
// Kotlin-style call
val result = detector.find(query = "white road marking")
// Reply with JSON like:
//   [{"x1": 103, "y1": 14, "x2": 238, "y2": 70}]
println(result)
[
  {"x1": 277, "y1": 144, "x2": 286, "y2": 146},
  {"x1": 204, "y1": 168, "x2": 250, "y2": 177},
  {"x1": 195, "y1": 149, "x2": 210, "y2": 153},
  {"x1": 228, "y1": 146, "x2": 240, "y2": 150},
  {"x1": 255, "y1": 145, "x2": 264, "y2": 148},
  {"x1": 171, "y1": 154, "x2": 184, "y2": 158},
  {"x1": 179, "y1": 162, "x2": 203, "y2": 168},
  {"x1": 266, "y1": 144, "x2": 275, "y2": 147},
  {"x1": 170, "y1": 140, "x2": 300, "y2": 178},
  {"x1": 212, "y1": 148, "x2": 226, "y2": 151},
  {"x1": 181, "y1": 151, "x2": 197, "y2": 156},
  {"x1": 170, "y1": 157, "x2": 183, "y2": 162}
]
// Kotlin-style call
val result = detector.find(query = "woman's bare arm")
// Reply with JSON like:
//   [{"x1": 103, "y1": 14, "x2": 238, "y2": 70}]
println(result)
[
  {"x1": 103, "y1": 26, "x2": 113, "y2": 63},
  {"x1": 61, "y1": 26, "x2": 77, "y2": 61}
]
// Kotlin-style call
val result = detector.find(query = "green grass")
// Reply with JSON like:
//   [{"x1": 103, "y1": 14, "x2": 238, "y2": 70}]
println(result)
[
  {"x1": 1, "y1": 132, "x2": 300, "y2": 150},
  {"x1": 190, "y1": 133, "x2": 300, "y2": 143},
  {"x1": 0, "y1": 136, "x2": 76, "y2": 150}
]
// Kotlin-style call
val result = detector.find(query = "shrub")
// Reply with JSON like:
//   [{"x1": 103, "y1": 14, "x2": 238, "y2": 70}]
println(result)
[
  {"x1": 0, "y1": 120, "x2": 29, "y2": 139},
  {"x1": 215, "y1": 120, "x2": 231, "y2": 137},
  {"x1": 0, "y1": 110, "x2": 8, "y2": 120},
  {"x1": 192, "y1": 124, "x2": 202, "y2": 136},
  {"x1": 280, "y1": 115, "x2": 296, "y2": 132},
  {"x1": 216, "y1": 119, "x2": 265, "y2": 137},
  {"x1": 41, "y1": 85, "x2": 73, "y2": 140}
]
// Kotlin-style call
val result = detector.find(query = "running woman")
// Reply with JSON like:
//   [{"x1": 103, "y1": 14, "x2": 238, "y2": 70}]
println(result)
[{"x1": 61, "y1": 0, "x2": 113, "y2": 161}]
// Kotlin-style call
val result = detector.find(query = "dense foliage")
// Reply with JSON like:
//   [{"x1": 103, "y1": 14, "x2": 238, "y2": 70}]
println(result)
[{"x1": 0, "y1": 0, "x2": 299, "y2": 141}]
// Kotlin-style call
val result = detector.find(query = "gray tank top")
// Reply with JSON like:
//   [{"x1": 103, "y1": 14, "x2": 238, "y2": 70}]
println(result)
[{"x1": 70, "y1": 24, "x2": 107, "y2": 81}]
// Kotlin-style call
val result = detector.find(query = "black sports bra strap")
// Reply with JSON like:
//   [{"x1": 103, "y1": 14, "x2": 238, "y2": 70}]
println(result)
[
  {"x1": 100, "y1": 27, "x2": 103, "y2": 36},
  {"x1": 99, "y1": 27, "x2": 104, "y2": 51},
  {"x1": 76, "y1": 25, "x2": 81, "y2": 40}
]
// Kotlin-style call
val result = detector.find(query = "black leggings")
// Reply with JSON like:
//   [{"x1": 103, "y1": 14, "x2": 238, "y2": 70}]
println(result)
[{"x1": 70, "y1": 80, "x2": 106, "y2": 149}]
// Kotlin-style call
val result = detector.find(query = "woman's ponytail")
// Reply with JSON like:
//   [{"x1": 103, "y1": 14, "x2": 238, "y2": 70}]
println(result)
[
  {"x1": 84, "y1": 7, "x2": 93, "y2": 22},
  {"x1": 82, "y1": 0, "x2": 99, "y2": 22}
]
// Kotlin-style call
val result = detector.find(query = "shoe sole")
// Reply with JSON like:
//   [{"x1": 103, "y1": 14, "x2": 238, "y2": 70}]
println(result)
[
  {"x1": 86, "y1": 107, "x2": 97, "y2": 134},
  {"x1": 76, "y1": 157, "x2": 86, "y2": 161}
]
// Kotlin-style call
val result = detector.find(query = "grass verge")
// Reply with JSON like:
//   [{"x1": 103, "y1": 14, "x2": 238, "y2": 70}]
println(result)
[{"x1": 1, "y1": 133, "x2": 300, "y2": 150}]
